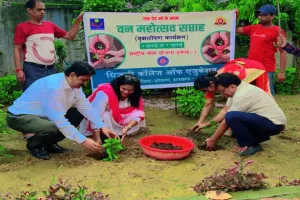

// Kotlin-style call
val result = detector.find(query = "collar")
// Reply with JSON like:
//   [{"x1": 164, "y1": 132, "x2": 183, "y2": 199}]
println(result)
[{"x1": 62, "y1": 75, "x2": 72, "y2": 90}]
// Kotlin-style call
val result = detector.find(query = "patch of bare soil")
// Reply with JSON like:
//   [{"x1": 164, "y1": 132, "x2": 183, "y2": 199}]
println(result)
[
  {"x1": 277, "y1": 134, "x2": 300, "y2": 143},
  {"x1": 55, "y1": 151, "x2": 93, "y2": 167},
  {"x1": 0, "y1": 149, "x2": 39, "y2": 172},
  {"x1": 172, "y1": 128, "x2": 235, "y2": 151}
]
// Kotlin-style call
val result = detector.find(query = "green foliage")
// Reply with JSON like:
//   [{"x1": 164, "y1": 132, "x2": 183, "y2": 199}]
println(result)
[
  {"x1": 81, "y1": 0, "x2": 173, "y2": 12},
  {"x1": 2, "y1": 178, "x2": 110, "y2": 199},
  {"x1": 82, "y1": 81, "x2": 92, "y2": 97},
  {"x1": 275, "y1": 68, "x2": 296, "y2": 94},
  {"x1": 0, "y1": 108, "x2": 13, "y2": 159},
  {"x1": 82, "y1": 0, "x2": 126, "y2": 12},
  {"x1": 132, "y1": 0, "x2": 174, "y2": 12},
  {"x1": 0, "y1": 144, "x2": 13, "y2": 159},
  {"x1": 0, "y1": 75, "x2": 22, "y2": 105},
  {"x1": 54, "y1": 40, "x2": 68, "y2": 73},
  {"x1": 175, "y1": 87, "x2": 205, "y2": 118},
  {"x1": 142, "y1": 89, "x2": 153, "y2": 96},
  {"x1": 102, "y1": 138, "x2": 123, "y2": 161}
]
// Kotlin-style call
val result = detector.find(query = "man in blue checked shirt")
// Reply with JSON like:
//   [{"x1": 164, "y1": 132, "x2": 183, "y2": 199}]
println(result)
[{"x1": 7, "y1": 61, "x2": 118, "y2": 160}]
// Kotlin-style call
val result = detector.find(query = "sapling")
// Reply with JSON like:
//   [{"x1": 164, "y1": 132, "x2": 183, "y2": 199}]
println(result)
[{"x1": 102, "y1": 138, "x2": 123, "y2": 161}]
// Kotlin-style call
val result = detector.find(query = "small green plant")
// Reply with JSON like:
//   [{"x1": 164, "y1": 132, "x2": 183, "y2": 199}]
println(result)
[
  {"x1": 43, "y1": 178, "x2": 110, "y2": 200},
  {"x1": 275, "y1": 67, "x2": 297, "y2": 94},
  {"x1": 142, "y1": 89, "x2": 153, "y2": 97},
  {"x1": 102, "y1": 138, "x2": 123, "y2": 161},
  {"x1": 193, "y1": 146, "x2": 268, "y2": 194},
  {"x1": 0, "y1": 145, "x2": 13, "y2": 159},
  {"x1": 0, "y1": 75, "x2": 23, "y2": 104},
  {"x1": 175, "y1": 87, "x2": 206, "y2": 118}
]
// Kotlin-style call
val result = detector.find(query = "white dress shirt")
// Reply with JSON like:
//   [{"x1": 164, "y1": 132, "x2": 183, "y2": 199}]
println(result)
[{"x1": 8, "y1": 73, "x2": 104, "y2": 143}]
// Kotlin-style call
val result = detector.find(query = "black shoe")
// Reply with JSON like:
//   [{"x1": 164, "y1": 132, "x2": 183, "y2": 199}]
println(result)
[
  {"x1": 44, "y1": 143, "x2": 72, "y2": 153},
  {"x1": 26, "y1": 143, "x2": 50, "y2": 160},
  {"x1": 241, "y1": 145, "x2": 263, "y2": 156}
]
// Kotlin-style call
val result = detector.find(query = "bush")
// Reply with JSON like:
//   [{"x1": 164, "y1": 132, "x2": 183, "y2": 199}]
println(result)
[
  {"x1": 175, "y1": 87, "x2": 205, "y2": 118},
  {"x1": 0, "y1": 108, "x2": 13, "y2": 159},
  {"x1": 0, "y1": 75, "x2": 23, "y2": 104},
  {"x1": 54, "y1": 40, "x2": 67, "y2": 72},
  {"x1": 193, "y1": 147, "x2": 268, "y2": 194},
  {"x1": 274, "y1": 67, "x2": 296, "y2": 94}
]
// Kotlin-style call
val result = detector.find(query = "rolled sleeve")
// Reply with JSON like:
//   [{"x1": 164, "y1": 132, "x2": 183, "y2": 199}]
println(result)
[{"x1": 42, "y1": 90, "x2": 86, "y2": 144}]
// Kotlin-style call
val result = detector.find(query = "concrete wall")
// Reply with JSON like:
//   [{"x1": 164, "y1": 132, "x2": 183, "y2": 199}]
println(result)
[{"x1": 0, "y1": 0, "x2": 85, "y2": 76}]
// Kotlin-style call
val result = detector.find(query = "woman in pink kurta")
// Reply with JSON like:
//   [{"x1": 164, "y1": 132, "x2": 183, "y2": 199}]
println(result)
[{"x1": 80, "y1": 74, "x2": 145, "y2": 143}]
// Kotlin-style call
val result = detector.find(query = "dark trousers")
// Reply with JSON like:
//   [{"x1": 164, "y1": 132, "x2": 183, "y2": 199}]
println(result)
[
  {"x1": 7, "y1": 107, "x2": 84, "y2": 148},
  {"x1": 23, "y1": 62, "x2": 57, "y2": 91},
  {"x1": 225, "y1": 111, "x2": 284, "y2": 147}
]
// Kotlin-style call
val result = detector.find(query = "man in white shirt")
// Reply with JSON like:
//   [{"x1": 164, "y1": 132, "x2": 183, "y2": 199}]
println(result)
[
  {"x1": 204, "y1": 73, "x2": 286, "y2": 156},
  {"x1": 7, "y1": 61, "x2": 117, "y2": 160}
]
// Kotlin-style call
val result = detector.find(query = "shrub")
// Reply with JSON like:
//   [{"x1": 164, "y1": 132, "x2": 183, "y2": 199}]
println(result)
[
  {"x1": 274, "y1": 67, "x2": 297, "y2": 94},
  {"x1": 0, "y1": 75, "x2": 22, "y2": 104},
  {"x1": 193, "y1": 146, "x2": 268, "y2": 194},
  {"x1": 175, "y1": 87, "x2": 205, "y2": 118},
  {"x1": 0, "y1": 108, "x2": 13, "y2": 159},
  {"x1": 54, "y1": 40, "x2": 67, "y2": 72}
]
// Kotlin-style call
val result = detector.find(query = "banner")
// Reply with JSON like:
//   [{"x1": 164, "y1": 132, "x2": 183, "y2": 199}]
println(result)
[{"x1": 83, "y1": 11, "x2": 236, "y2": 89}]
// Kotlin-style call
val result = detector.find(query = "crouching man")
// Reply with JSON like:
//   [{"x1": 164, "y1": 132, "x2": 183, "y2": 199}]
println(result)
[
  {"x1": 205, "y1": 73, "x2": 286, "y2": 156},
  {"x1": 7, "y1": 61, "x2": 118, "y2": 160}
]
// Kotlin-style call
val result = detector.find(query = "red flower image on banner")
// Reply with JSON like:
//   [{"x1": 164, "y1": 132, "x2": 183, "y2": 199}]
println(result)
[
  {"x1": 202, "y1": 31, "x2": 231, "y2": 64},
  {"x1": 88, "y1": 34, "x2": 125, "y2": 69}
]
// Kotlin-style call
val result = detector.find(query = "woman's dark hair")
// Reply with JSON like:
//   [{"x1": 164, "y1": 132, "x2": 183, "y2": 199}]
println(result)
[
  {"x1": 215, "y1": 73, "x2": 241, "y2": 87},
  {"x1": 64, "y1": 61, "x2": 96, "y2": 77},
  {"x1": 194, "y1": 71, "x2": 217, "y2": 90},
  {"x1": 25, "y1": 0, "x2": 43, "y2": 9},
  {"x1": 110, "y1": 74, "x2": 142, "y2": 108}
]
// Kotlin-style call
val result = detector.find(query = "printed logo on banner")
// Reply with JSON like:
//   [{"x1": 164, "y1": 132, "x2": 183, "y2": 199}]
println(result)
[
  {"x1": 214, "y1": 16, "x2": 227, "y2": 26},
  {"x1": 90, "y1": 18, "x2": 105, "y2": 30},
  {"x1": 157, "y1": 56, "x2": 169, "y2": 66}
]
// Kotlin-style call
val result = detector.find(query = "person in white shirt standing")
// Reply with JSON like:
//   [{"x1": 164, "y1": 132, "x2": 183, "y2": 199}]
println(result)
[
  {"x1": 204, "y1": 73, "x2": 286, "y2": 156},
  {"x1": 7, "y1": 61, "x2": 118, "y2": 160}
]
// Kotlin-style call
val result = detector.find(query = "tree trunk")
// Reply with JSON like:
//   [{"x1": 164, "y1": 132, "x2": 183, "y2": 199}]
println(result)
[{"x1": 292, "y1": 38, "x2": 300, "y2": 94}]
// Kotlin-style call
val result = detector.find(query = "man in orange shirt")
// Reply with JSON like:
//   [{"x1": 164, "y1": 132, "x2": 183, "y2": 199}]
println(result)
[{"x1": 236, "y1": 4, "x2": 287, "y2": 96}]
